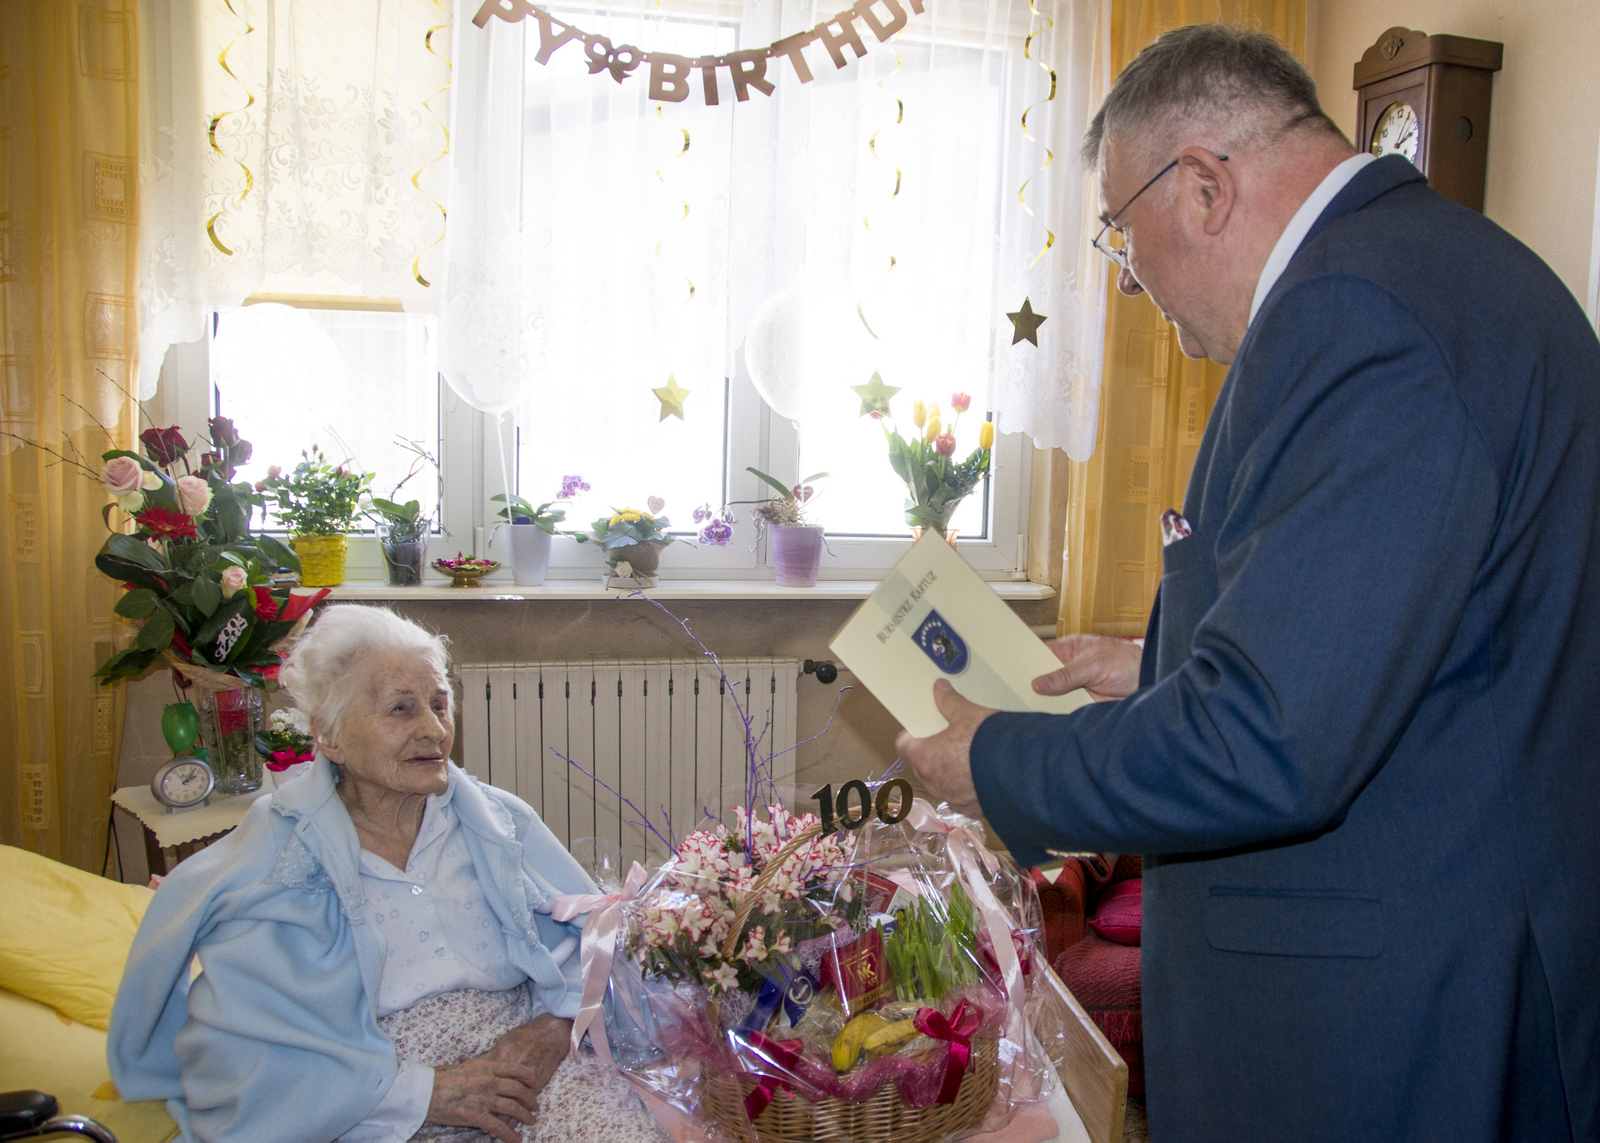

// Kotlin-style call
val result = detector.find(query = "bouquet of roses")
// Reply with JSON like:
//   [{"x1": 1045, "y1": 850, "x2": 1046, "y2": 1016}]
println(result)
[{"x1": 93, "y1": 417, "x2": 328, "y2": 687}]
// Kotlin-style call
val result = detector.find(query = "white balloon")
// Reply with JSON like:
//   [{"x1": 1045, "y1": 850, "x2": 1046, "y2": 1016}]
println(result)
[
  {"x1": 211, "y1": 304, "x2": 346, "y2": 401},
  {"x1": 743, "y1": 289, "x2": 875, "y2": 423}
]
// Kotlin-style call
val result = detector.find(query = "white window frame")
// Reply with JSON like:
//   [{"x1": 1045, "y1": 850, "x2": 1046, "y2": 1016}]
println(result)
[{"x1": 156, "y1": 300, "x2": 1029, "y2": 585}]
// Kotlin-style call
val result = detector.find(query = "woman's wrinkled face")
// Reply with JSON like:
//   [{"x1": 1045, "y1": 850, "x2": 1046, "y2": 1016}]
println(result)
[{"x1": 322, "y1": 649, "x2": 454, "y2": 799}]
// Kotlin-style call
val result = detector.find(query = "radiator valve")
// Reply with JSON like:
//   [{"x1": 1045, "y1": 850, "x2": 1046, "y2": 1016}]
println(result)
[{"x1": 802, "y1": 659, "x2": 839, "y2": 684}]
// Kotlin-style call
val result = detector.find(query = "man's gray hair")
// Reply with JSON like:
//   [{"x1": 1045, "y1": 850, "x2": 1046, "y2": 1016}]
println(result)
[
  {"x1": 1083, "y1": 24, "x2": 1339, "y2": 169},
  {"x1": 280, "y1": 604, "x2": 452, "y2": 744}
]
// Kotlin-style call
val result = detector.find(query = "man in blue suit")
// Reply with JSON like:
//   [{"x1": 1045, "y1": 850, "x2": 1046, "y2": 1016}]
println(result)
[{"x1": 898, "y1": 25, "x2": 1599, "y2": 1142}]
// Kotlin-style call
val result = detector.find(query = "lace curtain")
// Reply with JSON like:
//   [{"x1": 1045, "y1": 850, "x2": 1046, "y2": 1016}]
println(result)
[
  {"x1": 437, "y1": 0, "x2": 1108, "y2": 455},
  {"x1": 137, "y1": 0, "x2": 453, "y2": 398}
]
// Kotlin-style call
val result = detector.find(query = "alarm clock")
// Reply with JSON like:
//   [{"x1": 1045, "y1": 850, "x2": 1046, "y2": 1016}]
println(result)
[{"x1": 151, "y1": 755, "x2": 215, "y2": 813}]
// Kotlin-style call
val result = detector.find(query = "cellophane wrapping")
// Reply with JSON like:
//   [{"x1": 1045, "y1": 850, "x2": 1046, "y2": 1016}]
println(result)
[{"x1": 595, "y1": 793, "x2": 1051, "y2": 1143}]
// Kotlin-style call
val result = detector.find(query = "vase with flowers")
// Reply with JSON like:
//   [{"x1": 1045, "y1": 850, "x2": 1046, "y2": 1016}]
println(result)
[
  {"x1": 491, "y1": 473, "x2": 589, "y2": 586},
  {"x1": 261, "y1": 447, "x2": 373, "y2": 586},
  {"x1": 90, "y1": 416, "x2": 331, "y2": 794},
  {"x1": 876, "y1": 385, "x2": 994, "y2": 542},
  {"x1": 574, "y1": 501, "x2": 681, "y2": 587}
]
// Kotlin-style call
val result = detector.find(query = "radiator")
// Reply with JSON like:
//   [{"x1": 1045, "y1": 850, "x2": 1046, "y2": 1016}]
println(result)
[{"x1": 459, "y1": 659, "x2": 800, "y2": 866}]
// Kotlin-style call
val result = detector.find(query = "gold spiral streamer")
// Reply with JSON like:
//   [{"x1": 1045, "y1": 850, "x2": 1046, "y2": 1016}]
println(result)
[
  {"x1": 205, "y1": 0, "x2": 258, "y2": 256},
  {"x1": 412, "y1": 3, "x2": 455, "y2": 288},
  {"x1": 1017, "y1": 0, "x2": 1058, "y2": 268},
  {"x1": 856, "y1": 43, "x2": 903, "y2": 337},
  {"x1": 652, "y1": 103, "x2": 695, "y2": 303}
]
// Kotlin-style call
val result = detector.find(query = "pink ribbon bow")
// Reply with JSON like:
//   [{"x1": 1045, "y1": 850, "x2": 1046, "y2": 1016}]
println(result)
[
  {"x1": 549, "y1": 860, "x2": 649, "y2": 1064},
  {"x1": 264, "y1": 750, "x2": 313, "y2": 772},
  {"x1": 915, "y1": 999, "x2": 981, "y2": 1105},
  {"x1": 740, "y1": 1033, "x2": 805, "y2": 1121}
]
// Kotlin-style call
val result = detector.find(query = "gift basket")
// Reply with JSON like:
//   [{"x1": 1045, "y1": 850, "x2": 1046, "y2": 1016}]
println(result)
[
  {"x1": 562, "y1": 776, "x2": 1049, "y2": 1143},
  {"x1": 543, "y1": 597, "x2": 1054, "y2": 1143}
]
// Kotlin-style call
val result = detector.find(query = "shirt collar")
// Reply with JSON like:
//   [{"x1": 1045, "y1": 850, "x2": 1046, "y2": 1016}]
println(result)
[{"x1": 1249, "y1": 152, "x2": 1376, "y2": 325}]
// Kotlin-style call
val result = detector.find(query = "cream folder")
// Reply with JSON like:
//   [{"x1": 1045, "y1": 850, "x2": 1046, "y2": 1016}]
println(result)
[{"x1": 830, "y1": 532, "x2": 1092, "y2": 737}]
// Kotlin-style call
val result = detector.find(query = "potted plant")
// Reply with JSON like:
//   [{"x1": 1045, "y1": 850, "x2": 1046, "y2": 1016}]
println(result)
[
  {"x1": 491, "y1": 474, "x2": 589, "y2": 586},
  {"x1": 574, "y1": 501, "x2": 681, "y2": 587},
  {"x1": 877, "y1": 387, "x2": 994, "y2": 541},
  {"x1": 733, "y1": 466, "x2": 829, "y2": 588},
  {"x1": 365, "y1": 438, "x2": 441, "y2": 586},
  {"x1": 261, "y1": 447, "x2": 373, "y2": 586}
]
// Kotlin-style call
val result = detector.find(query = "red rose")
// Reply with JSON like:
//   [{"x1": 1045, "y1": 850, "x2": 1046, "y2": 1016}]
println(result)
[
  {"x1": 140, "y1": 426, "x2": 190, "y2": 468},
  {"x1": 252, "y1": 586, "x2": 280, "y2": 622},
  {"x1": 135, "y1": 505, "x2": 198, "y2": 541}
]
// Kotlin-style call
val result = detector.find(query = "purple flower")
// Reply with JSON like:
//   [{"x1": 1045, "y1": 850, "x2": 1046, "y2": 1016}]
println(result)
[
  {"x1": 693, "y1": 502, "x2": 714, "y2": 524},
  {"x1": 697, "y1": 518, "x2": 734, "y2": 547},
  {"x1": 558, "y1": 474, "x2": 590, "y2": 500}
]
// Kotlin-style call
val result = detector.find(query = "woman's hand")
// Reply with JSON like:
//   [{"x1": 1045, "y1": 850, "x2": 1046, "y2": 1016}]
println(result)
[
  {"x1": 486, "y1": 1014, "x2": 573, "y2": 1096},
  {"x1": 426, "y1": 1057, "x2": 545, "y2": 1143}
]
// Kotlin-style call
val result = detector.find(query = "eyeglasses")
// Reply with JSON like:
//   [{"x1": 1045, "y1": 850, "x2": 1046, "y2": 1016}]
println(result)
[{"x1": 1090, "y1": 154, "x2": 1228, "y2": 272}]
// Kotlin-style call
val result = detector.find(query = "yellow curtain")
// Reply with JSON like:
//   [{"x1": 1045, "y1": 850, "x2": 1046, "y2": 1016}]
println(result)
[
  {"x1": 1058, "y1": 0, "x2": 1304, "y2": 635},
  {"x1": 1, "y1": 0, "x2": 140, "y2": 873}
]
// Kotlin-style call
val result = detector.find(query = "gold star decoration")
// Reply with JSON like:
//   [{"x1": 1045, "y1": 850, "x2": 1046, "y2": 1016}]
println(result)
[
  {"x1": 850, "y1": 372, "x2": 901, "y2": 418},
  {"x1": 1007, "y1": 297, "x2": 1048, "y2": 346},
  {"x1": 652, "y1": 375, "x2": 691, "y2": 421}
]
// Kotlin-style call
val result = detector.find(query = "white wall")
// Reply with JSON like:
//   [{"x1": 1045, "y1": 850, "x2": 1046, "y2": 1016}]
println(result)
[{"x1": 1307, "y1": 0, "x2": 1600, "y2": 312}]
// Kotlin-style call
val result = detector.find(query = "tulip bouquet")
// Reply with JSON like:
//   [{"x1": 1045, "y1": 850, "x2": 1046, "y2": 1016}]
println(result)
[
  {"x1": 880, "y1": 391, "x2": 995, "y2": 539},
  {"x1": 92, "y1": 417, "x2": 329, "y2": 688}
]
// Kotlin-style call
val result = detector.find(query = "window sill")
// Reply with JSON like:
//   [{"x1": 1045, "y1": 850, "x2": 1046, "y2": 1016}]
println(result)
[{"x1": 326, "y1": 579, "x2": 1057, "y2": 602}]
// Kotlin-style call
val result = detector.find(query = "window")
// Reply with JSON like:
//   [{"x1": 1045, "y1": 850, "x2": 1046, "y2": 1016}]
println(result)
[{"x1": 157, "y1": 0, "x2": 1042, "y2": 584}]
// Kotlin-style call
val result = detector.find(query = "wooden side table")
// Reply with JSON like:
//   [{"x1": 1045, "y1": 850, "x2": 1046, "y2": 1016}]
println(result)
[{"x1": 112, "y1": 773, "x2": 277, "y2": 876}]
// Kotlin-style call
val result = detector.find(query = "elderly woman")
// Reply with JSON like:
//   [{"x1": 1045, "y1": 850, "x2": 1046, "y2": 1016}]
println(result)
[{"x1": 109, "y1": 606, "x2": 667, "y2": 1143}]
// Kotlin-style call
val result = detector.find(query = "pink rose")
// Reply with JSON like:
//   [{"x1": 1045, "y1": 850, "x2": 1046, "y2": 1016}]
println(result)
[
  {"x1": 101, "y1": 456, "x2": 145, "y2": 497},
  {"x1": 267, "y1": 464, "x2": 282, "y2": 479},
  {"x1": 175, "y1": 475, "x2": 213, "y2": 516},
  {"x1": 219, "y1": 566, "x2": 248, "y2": 598}
]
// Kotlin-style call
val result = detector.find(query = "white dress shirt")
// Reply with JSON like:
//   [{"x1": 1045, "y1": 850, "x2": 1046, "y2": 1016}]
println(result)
[
  {"x1": 1248, "y1": 152, "x2": 1377, "y2": 326},
  {"x1": 340, "y1": 782, "x2": 529, "y2": 1142}
]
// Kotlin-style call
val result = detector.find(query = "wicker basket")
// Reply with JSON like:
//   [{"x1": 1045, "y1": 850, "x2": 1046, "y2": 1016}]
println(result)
[
  {"x1": 701, "y1": 1036, "x2": 999, "y2": 1143},
  {"x1": 698, "y1": 821, "x2": 1003, "y2": 1143}
]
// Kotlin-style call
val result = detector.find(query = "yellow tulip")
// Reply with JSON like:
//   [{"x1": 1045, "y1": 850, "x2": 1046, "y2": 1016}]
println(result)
[
  {"x1": 913, "y1": 400, "x2": 927, "y2": 429},
  {"x1": 924, "y1": 415, "x2": 942, "y2": 443},
  {"x1": 978, "y1": 421, "x2": 995, "y2": 450},
  {"x1": 930, "y1": 402, "x2": 941, "y2": 422}
]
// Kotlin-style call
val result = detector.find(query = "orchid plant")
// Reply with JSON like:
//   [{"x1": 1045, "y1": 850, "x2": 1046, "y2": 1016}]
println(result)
[{"x1": 491, "y1": 473, "x2": 589, "y2": 535}]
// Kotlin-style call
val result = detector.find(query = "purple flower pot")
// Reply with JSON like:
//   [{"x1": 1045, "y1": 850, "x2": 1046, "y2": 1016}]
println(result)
[{"x1": 770, "y1": 525, "x2": 824, "y2": 587}]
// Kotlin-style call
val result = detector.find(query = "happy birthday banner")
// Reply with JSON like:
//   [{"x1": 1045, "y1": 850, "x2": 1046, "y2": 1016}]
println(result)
[{"x1": 473, "y1": 0, "x2": 927, "y2": 104}]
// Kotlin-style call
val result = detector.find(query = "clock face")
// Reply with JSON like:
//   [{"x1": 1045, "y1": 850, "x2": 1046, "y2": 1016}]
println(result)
[
  {"x1": 156, "y1": 757, "x2": 214, "y2": 807},
  {"x1": 1372, "y1": 101, "x2": 1420, "y2": 161}
]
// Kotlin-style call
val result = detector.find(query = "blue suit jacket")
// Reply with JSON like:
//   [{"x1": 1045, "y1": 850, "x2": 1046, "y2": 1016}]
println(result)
[{"x1": 972, "y1": 157, "x2": 1600, "y2": 1142}]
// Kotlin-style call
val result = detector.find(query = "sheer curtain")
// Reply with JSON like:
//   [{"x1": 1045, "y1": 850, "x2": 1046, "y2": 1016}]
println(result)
[
  {"x1": 137, "y1": 0, "x2": 453, "y2": 398},
  {"x1": 437, "y1": 0, "x2": 1108, "y2": 455}
]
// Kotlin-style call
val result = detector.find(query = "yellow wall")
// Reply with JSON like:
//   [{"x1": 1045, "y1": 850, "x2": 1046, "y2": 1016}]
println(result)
[{"x1": 1307, "y1": 0, "x2": 1600, "y2": 306}]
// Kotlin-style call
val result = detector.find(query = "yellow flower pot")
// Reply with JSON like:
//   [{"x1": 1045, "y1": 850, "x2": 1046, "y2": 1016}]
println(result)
[{"x1": 292, "y1": 534, "x2": 348, "y2": 587}]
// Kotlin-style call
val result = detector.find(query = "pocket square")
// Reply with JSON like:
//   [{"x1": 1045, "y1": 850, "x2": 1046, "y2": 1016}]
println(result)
[{"x1": 1161, "y1": 509, "x2": 1192, "y2": 547}]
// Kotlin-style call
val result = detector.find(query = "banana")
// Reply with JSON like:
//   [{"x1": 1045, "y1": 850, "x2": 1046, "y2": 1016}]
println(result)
[
  {"x1": 861, "y1": 1018, "x2": 919, "y2": 1059},
  {"x1": 831, "y1": 1012, "x2": 889, "y2": 1073}
]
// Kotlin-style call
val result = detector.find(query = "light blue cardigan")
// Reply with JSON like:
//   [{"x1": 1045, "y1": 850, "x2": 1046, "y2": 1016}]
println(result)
[{"x1": 108, "y1": 758, "x2": 594, "y2": 1143}]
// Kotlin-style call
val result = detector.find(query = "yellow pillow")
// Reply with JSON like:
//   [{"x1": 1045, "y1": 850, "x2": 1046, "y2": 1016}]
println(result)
[{"x1": 0, "y1": 845, "x2": 154, "y2": 1031}]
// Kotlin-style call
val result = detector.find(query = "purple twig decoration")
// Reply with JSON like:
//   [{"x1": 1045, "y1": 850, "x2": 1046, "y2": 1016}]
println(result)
[{"x1": 554, "y1": 746, "x2": 679, "y2": 857}]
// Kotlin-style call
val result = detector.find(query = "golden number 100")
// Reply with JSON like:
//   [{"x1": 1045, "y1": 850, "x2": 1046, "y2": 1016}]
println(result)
[{"x1": 810, "y1": 778, "x2": 913, "y2": 835}]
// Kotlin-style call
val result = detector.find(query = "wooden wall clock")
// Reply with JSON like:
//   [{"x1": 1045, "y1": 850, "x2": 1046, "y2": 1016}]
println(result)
[{"x1": 1353, "y1": 27, "x2": 1503, "y2": 212}]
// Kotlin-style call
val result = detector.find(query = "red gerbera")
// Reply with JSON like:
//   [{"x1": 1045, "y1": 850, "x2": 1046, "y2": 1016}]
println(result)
[
  {"x1": 252, "y1": 586, "x2": 280, "y2": 622},
  {"x1": 136, "y1": 506, "x2": 198, "y2": 541}
]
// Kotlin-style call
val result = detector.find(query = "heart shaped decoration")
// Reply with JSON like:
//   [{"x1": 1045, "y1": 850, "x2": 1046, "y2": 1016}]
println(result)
[
  {"x1": 793, "y1": 485, "x2": 815, "y2": 503},
  {"x1": 647, "y1": 496, "x2": 666, "y2": 515}
]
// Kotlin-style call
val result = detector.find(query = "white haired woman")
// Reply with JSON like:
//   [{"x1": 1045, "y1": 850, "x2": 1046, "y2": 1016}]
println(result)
[{"x1": 109, "y1": 605, "x2": 668, "y2": 1143}]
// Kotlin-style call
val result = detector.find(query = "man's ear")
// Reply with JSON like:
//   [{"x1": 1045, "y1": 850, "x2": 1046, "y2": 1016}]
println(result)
[{"x1": 1179, "y1": 147, "x2": 1234, "y2": 237}]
